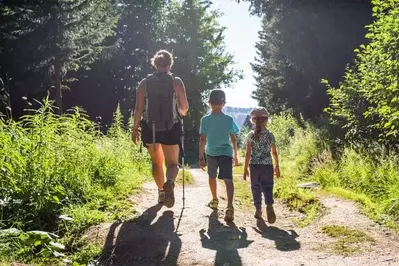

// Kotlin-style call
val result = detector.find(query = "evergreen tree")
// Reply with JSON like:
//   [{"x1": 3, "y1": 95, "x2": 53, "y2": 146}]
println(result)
[
  {"x1": 247, "y1": 0, "x2": 372, "y2": 120},
  {"x1": 0, "y1": 0, "x2": 119, "y2": 113}
]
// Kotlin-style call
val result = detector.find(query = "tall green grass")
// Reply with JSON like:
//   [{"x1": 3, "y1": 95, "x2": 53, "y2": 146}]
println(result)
[
  {"x1": 313, "y1": 146, "x2": 399, "y2": 227},
  {"x1": 236, "y1": 111, "x2": 399, "y2": 229},
  {"x1": 0, "y1": 100, "x2": 151, "y2": 265},
  {"x1": 269, "y1": 113, "x2": 323, "y2": 226}
]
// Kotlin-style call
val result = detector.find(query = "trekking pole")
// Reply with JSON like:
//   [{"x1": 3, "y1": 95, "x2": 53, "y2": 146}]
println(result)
[{"x1": 180, "y1": 119, "x2": 186, "y2": 208}]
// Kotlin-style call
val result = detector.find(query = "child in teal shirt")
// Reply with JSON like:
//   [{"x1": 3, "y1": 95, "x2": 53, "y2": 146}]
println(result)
[{"x1": 199, "y1": 89, "x2": 239, "y2": 222}]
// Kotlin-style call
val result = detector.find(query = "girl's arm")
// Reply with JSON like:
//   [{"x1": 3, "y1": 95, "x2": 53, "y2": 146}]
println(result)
[
  {"x1": 271, "y1": 143, "x2": 280, "y2": 178},
  {"x1": 243, "y1": 141, "x2": 252, "y2": 180}
]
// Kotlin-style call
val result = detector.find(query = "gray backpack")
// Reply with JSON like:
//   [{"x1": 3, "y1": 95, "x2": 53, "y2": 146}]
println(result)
[{"x1": 144, "y1": 72, "x2": 177, "y2": 132}]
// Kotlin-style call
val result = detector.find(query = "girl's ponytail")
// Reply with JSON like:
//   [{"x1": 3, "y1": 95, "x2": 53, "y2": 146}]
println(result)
[
  {"x1": 250, "y1": 107, "x2": 269, "y2": 141},
  {"x1": 253, "y1": 117, "x2": 267, "y2": 140},
  {"x1": 254, "y1": 118, "x2": 262, "y2": 140}
]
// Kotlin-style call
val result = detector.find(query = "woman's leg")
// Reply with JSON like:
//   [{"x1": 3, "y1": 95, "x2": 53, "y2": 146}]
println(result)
[
  {"x1": 162, "y1": 144, "x2": 180, "y2": 182},
  {"x1": 147, "y1": 143, "x2": 165, "y2": 190},
  {"x1": 161, "y1": 144, "x2": 179, "y2": 208}
]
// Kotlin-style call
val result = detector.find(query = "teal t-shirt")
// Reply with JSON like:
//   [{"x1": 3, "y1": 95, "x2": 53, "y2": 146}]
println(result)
[{"x1": 199, "y1": 112, "x2": 239, "y2": 157}]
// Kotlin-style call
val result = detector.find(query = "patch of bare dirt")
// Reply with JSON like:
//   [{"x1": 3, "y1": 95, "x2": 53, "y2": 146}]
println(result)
[{"x1": 86, "y1": 169, "x2": 399, "y2": 266}]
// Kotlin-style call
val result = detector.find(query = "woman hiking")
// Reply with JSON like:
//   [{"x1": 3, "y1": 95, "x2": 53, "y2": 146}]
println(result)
[{"x1": 132, "y1": 50, "x2": 189, "y2": 208}]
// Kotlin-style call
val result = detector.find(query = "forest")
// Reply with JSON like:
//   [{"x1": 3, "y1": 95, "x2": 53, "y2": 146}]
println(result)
[{"x1": 0, "y1": 0, "x2": 398, "y2": 265}]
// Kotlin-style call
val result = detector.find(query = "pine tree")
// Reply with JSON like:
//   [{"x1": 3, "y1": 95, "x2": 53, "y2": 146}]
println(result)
[
  {"x1": 248, "y1": 1, "x2": 372, "y2": 120},
  {"x1": 0, "y1": 0, "x2": 119, "y2": 114}
]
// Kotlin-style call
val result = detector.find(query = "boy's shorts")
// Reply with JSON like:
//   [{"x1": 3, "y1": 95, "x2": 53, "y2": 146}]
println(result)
[{"x1": 206, "y1": 155, "x2": 233, "y2": 180}]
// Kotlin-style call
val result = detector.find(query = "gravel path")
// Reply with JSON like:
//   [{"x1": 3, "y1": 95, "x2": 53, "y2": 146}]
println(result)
[{"x1": 87, "y1": 169, "x2": 399, "y2": 266}]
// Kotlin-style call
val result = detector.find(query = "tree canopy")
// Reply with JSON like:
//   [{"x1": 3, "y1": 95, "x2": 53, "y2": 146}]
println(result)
[
  {"x1": 325, "y1": 0, "x2": 399, "y2": 147},
  {"x1": 0, "y1": 0, "x2": 240, "y2": 126},
  {"x1": 0, "y1": 0, "x2": 119, "y2": 113},
  {"x1": 248, "y1": 0, "x2": 372, "y2": 120}
]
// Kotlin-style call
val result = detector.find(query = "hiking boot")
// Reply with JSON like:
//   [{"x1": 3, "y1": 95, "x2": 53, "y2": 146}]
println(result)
[
  {"x1": 163, "y1": 180, "x2": 175, "y2": 208},
  {"x1": 207, "y1": 199, "x2": 219, "y2": 209},
  {"x1": 254, "y1": 209, "x2": 262, "y2": 219},
  {"x1": 158, "y1": 190, "x2": 165, "y2": 204},
  {"x1": 266, "y1": 204, "x2": 276, "y2": 224},
  {"x1": 224, "y1": 205, "x2": 234, "y2": 222}
]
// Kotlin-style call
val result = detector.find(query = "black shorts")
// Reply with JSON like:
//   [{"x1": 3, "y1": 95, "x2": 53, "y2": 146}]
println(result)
[
  {"x1": 206, "y1": 155, "x2": 233, "y2": 180},
  {"x1": 140, "y1": 120, "x2": 182, "y2": 146}
]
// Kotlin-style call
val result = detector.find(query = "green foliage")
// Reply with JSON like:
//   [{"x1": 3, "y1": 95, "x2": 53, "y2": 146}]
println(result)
[
  {"x1": 250, "y1": 1, "x2": 371, "y2": 120},
  {"x1": 0, "y1": 0, "x2": 119, "y2": 72},
  {"x1": 151, "y1": 0, "x2": 242, "y2": 163},
  {"x1": 325, "y1": 0, "x2": 399, "y2": 145},
  {"x1": 0, "y1": 0, "x2": 119, "y2": 112},
  {"x1": 313, "y1": 145, "x2": 399, "y2": 225},
  {"x1": 0, "y1": 99, "x2": 150, "y2": 264},
  {"x1": 157, "y1": 0, "x2": 242, "y2": 125}
]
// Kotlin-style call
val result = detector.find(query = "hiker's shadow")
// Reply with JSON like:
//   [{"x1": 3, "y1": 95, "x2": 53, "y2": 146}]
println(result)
[
  {"x1": 253, "y1": 218, "x2": 300, "y2": 251},
  {"x1": 200, "y1": 210, "x2": 253, "y2": 266},
  {"x1": 102, "y1": 204, "x2": 181, "y2": 265}
]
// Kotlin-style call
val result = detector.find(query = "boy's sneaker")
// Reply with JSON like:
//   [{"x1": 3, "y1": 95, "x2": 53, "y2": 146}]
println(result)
[
  {"x1": 158, "y1": 190, "x2": 165, "y2": 204},
  {"x1": 163, "y1": 180, "x2": 175, "y2": 208},
  {"x1": 254, "y1": 209, "x2": 262, "y2": 219},
  {"x1": 224, "y1": 205, "x2": 234, "y2": 222},
  {"x1": 266, "y1": 204, "x2": 276, "y2": 224},
  {"x1": 207, "y1": 199, "x2": 219, "y2": 209}
]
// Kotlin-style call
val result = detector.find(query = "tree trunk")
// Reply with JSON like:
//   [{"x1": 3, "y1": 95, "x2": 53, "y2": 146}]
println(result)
[{"x1": 54, "y1": 55, "x2": 63, "y2": 114}]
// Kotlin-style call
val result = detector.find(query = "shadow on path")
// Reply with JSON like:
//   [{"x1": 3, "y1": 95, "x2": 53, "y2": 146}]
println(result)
[
  {"x1": 200, "y1": 210, "x2": 253, "y2": 266},
  {"x1": 100, "y1": 204, "x2": 182, "y2": 266},
  {"x1": 253, "y1": 218, "x2": 300, "y2": 251}
]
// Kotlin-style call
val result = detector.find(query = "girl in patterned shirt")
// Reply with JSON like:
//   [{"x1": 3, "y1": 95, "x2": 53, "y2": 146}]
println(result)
[{"x1": 243, "y1": 107, "x2": 280, "y2": 223}]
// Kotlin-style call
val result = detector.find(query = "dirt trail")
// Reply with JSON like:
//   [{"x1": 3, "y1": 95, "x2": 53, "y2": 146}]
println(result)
[{"x1": 87, "y1": 169, "x2": 399, "y2": 266}]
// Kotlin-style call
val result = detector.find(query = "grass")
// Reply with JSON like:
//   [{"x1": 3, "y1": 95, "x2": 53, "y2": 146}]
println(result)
[
  {"x1": 0, "y1": 101, "x2": 152, "y2": 265},
  {"x1": 235, "y1": 112, "x2": 399, "y2": 230},
  {"x1": 321, "y1": 225, "x2": 374, "y2": 255},
  {"x1": 312, "y1": 148, "x2": 399, "y2": 231},
  {"x1": 236, "y1": 112, "x2": 399, "y2": 231},
  {"x1": 177, "y1": 167, "x2": 194, "y2": 184}
]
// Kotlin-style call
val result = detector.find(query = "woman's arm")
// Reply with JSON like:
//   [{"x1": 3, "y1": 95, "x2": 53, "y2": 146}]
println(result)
[
  {"x1": 133, "y1": 79, "x2": 146, "y2": 131},
  {"x1": 174, "y1": 77, "x2": 189, "y2": 116}
]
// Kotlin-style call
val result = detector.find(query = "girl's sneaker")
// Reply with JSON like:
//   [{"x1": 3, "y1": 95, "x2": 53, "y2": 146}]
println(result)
[
  {"x1": 266, "y1": 204, "x2": 276, "y2": 224},
  {"x1": 224, "y1": 205, "x2": 234, "y2": 222},
  {"x1": 254, "y1": 209, "x2": 262, "y2": 219},
  {"x1": 207, "y1": 199, "x2": 219, "y2": 209}
]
